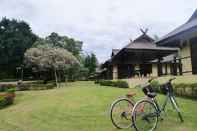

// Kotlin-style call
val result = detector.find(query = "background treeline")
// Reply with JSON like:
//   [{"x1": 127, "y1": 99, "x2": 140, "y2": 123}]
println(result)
[{"x1": 0, "y1": 17, "x2": 98, "y2": 82}]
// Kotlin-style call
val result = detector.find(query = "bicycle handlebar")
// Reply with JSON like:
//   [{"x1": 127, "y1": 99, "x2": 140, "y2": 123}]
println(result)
[
  {"x1": 148, "y1": 77, "x2": 176, "y2": 83},
  {"x1": 136, "y1": 77, "x2": 176, "y2": 90}
]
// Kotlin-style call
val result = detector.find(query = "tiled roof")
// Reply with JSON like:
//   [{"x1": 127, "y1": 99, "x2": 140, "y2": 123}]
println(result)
[
  {"x1": 156, "y1": 9, "x2": 197, "y2": 44},
  {"x1": 125, "y1": 42, "x2": 178, "y2": 51}
]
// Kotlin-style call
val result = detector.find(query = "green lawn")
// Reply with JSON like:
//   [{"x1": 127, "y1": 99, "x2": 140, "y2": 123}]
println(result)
[{"x1": 0, "y1": 81, "x2": 197, "y2": 131}]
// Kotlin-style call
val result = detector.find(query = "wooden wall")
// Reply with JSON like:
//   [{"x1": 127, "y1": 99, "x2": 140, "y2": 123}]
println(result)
[
  {"x1": 152, "y1": 64, "x2": 158, "y2": 76},
  {"x1": 179, "y1": 41, "x2": 192, "y2": 74}
]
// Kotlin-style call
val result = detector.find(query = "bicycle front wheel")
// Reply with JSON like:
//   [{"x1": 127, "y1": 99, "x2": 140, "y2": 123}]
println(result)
[
  {"x1": 132, "y1": 99, "x2": 158, "y2": 131},
  {"x1": 110, "y1": 98, "x2": 134, "y2": 129}
]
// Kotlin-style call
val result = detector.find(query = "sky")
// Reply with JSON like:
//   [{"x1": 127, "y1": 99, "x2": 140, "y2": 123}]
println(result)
[{"x1": 0, "y1": 0, "x2": 197, "y2": 63}]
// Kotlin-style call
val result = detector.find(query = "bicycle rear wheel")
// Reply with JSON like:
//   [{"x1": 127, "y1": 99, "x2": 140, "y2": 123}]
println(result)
[
  {"x1": 132, "y1": 99, "x2": 158, "y2": 131},
  {"x1": 110, "y1": 98, "x2": 134, "y2": 129}
]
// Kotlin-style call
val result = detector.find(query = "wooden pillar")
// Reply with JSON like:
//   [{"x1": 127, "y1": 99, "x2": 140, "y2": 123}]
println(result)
[
  {"x1": 165, "y1": 63, "x2": 168, "y2": 75},
  {"x1": 152, "y1": 64, "x2": 158, "y2": 77},
  {"x1": 178, "y1": 58, "x2": 183, "y2": 75},
  {"x1": 127, "y1": 65, "x2": 131, "y2": 78},
  {"x1": 157, "y1": 58, "x2": 162, "y2": 76},
  {"x1": 173, "y1": 56, "x2": 177, "y2": 75},
  {"x1": 107, "y1": 65, "x2": 111, "y2": 80},
  {"x1": 134, "y1": 64, "x2": 140, "y2": 77},
  {"x1": 112, "y1": 65, "x2": 118, "y2": 80}
]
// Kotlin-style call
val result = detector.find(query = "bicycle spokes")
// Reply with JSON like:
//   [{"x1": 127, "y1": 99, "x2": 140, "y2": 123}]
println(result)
[
  {"x1": 110, "y1": 98, "x2": 134, "y2": 129},
  {"x1": 132, "y1": 100, "x2": 158, "y2": 131}
]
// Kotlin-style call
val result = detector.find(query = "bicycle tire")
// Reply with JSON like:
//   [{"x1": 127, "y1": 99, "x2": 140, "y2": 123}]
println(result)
[
  {"x1": 110, "y1": 98, "x2": 134, "y2": 129},
  {"x1": 132, "y1": 99, "x2": 158, "y2": 131}
]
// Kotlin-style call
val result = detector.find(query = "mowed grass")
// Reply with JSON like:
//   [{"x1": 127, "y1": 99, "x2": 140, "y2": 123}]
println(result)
[{"x1": 0, "y1": 81, "x2": 197, "y2": 131}]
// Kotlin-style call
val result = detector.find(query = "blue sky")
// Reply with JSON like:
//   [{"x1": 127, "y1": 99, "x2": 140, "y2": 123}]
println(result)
[{"x1": 0, "y1": 0, "x2": 197, "y2": 62}]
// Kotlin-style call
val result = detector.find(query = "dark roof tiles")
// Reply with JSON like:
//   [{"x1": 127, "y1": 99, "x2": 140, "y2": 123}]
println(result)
[
  {"x1": 126, "y1": 42, "x2": 178, "y2": 51},
  {"x1": 156, "y1": 9, "x2": 197, "y2": 43}
]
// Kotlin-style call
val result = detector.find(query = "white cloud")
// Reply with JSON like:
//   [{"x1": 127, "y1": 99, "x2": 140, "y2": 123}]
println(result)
[{"x1": 0, "y1": 0, "x2": 197, "y2": 62}]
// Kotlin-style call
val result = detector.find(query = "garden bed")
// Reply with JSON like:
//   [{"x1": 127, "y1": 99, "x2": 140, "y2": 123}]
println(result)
[{"x1": 0, "y1": 88, "x2": 15, "y2": 109}]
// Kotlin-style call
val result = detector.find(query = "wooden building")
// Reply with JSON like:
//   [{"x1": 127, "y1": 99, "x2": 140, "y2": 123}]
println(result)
[
  {"x1": 102, "y1": 30, "x2": 178, "y2": 79},
  {"x1": 156, "y1": 9, "x2": 197, "y2": 75}
]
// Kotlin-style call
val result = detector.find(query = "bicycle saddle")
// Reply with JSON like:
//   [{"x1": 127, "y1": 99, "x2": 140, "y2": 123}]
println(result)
[{"x1": 126, "y1": 92, "x2": 136, "y2": 98}]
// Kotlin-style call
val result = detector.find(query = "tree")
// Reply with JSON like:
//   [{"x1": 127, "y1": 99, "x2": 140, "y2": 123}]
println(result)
[
  {"x1": 32, "y1": 34, "x2": 86, "y2": 81},
  {"x1": 46, "y1": 32, "x2": 62, "y2": 47},
  {"x1": 62, "y1": 37, "x2": 83, "y2": 57},
  {"x1": 45, "y1": 32, "x2": 83, "y2": 57},
  {"x1": 84, "y1": 53, "x2": 98, "y2": 77},
  {"x1": 24, "y1": 46, "x2": 79, "y2": 87},
  {"x1": 0, "y1": 17, "x2": 37, "y2": 78},
  {"x1": 64, "y1": 64, "x2": 89, "y2": 81}
]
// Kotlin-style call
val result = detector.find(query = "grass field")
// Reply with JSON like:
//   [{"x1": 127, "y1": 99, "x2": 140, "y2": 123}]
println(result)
[{"x1": 0, "y1": 81, "x2": 197, "y2": 131}]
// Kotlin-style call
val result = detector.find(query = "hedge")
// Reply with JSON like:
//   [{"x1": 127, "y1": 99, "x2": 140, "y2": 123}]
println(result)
[
  {"x1": 95, "y1": 80, "x2": 129, "y2": 88},
  {"x1": 173, "y1": 83, "x2": 197, "y2": 98},
  {"x1": 0, "y1": 82, "x2": 55, "y2": 91},
  {"x1": 150, "y1": 80, "x2": 197, "y2": 99}
]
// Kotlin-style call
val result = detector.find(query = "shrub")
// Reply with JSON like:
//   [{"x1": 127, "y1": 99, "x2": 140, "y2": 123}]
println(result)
[
  {"x1": 151, "y1": 82, "x2": 197, "y2": 99},
  {"x1": 94, "y1": 80, "x2": 100, "y2": 84},
  {"x1": 0, "y1": 84, "x2": 16, "y2": 92},
  {"x1": 98, "y1": 80, "x2": 129, "y2": 88},
  {"x1": 6, "y1": 88, "x2": 16, "y2": 94},
  {"x1": 99, "y1": 80, "x2": 114, "y2": 86},
  {"x1": 115, "y1": 80, "x2": 129, "y2": 88},
  {"x1": 0, "y1": 96, "x2": 7, "y2": 109},
  {"x1": 16, "y1": 81, "x2": 55, "y2": 91},
  {"x1": 172, "y1": 83, "x2": 197, "y2": 98},
  {"x1": 0, "y1": 85, "x2": 16, "y2": 109},
  {"x1": 28, "y1": 83, "x2": 55, "y2": 90},
  {"x1": 4, "y1": 95, "x2": 14, "y2": 105},
  {"x1": 0, "y1": 92, "x2": 15, "y2": 109},
  {"x1": 17, "y1": 84, "x2": 30, "y2": 91}
]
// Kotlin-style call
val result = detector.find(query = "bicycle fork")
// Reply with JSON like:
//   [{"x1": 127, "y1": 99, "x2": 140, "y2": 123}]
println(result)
[{"x1": 169, "y1": 95, "x2": 184, "y2": 122}]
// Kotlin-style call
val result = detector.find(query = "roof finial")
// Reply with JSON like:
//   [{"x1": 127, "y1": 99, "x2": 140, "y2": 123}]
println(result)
[{"x1": 140, "y1": 28, "x2": 148, "y2": 34}]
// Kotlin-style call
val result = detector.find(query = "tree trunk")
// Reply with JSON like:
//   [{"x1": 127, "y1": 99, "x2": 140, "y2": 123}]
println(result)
[
  {"x1": 58, "y1": 71, "x2": 61, "y2": 88},
  {"x1": 54, "y1": 68, "x2": 58, "y2": 88},
  {"x1": 63, "y1": 70, "x2": 67, "y2": 86}
]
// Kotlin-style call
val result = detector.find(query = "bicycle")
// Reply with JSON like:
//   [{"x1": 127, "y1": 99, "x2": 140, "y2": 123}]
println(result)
[
  {"x1": 131, "y1": 78, "x2": 184, "y2": 131},
  {"x1": 109, "y1": 78, "x2": 155, "y2": 129}
]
